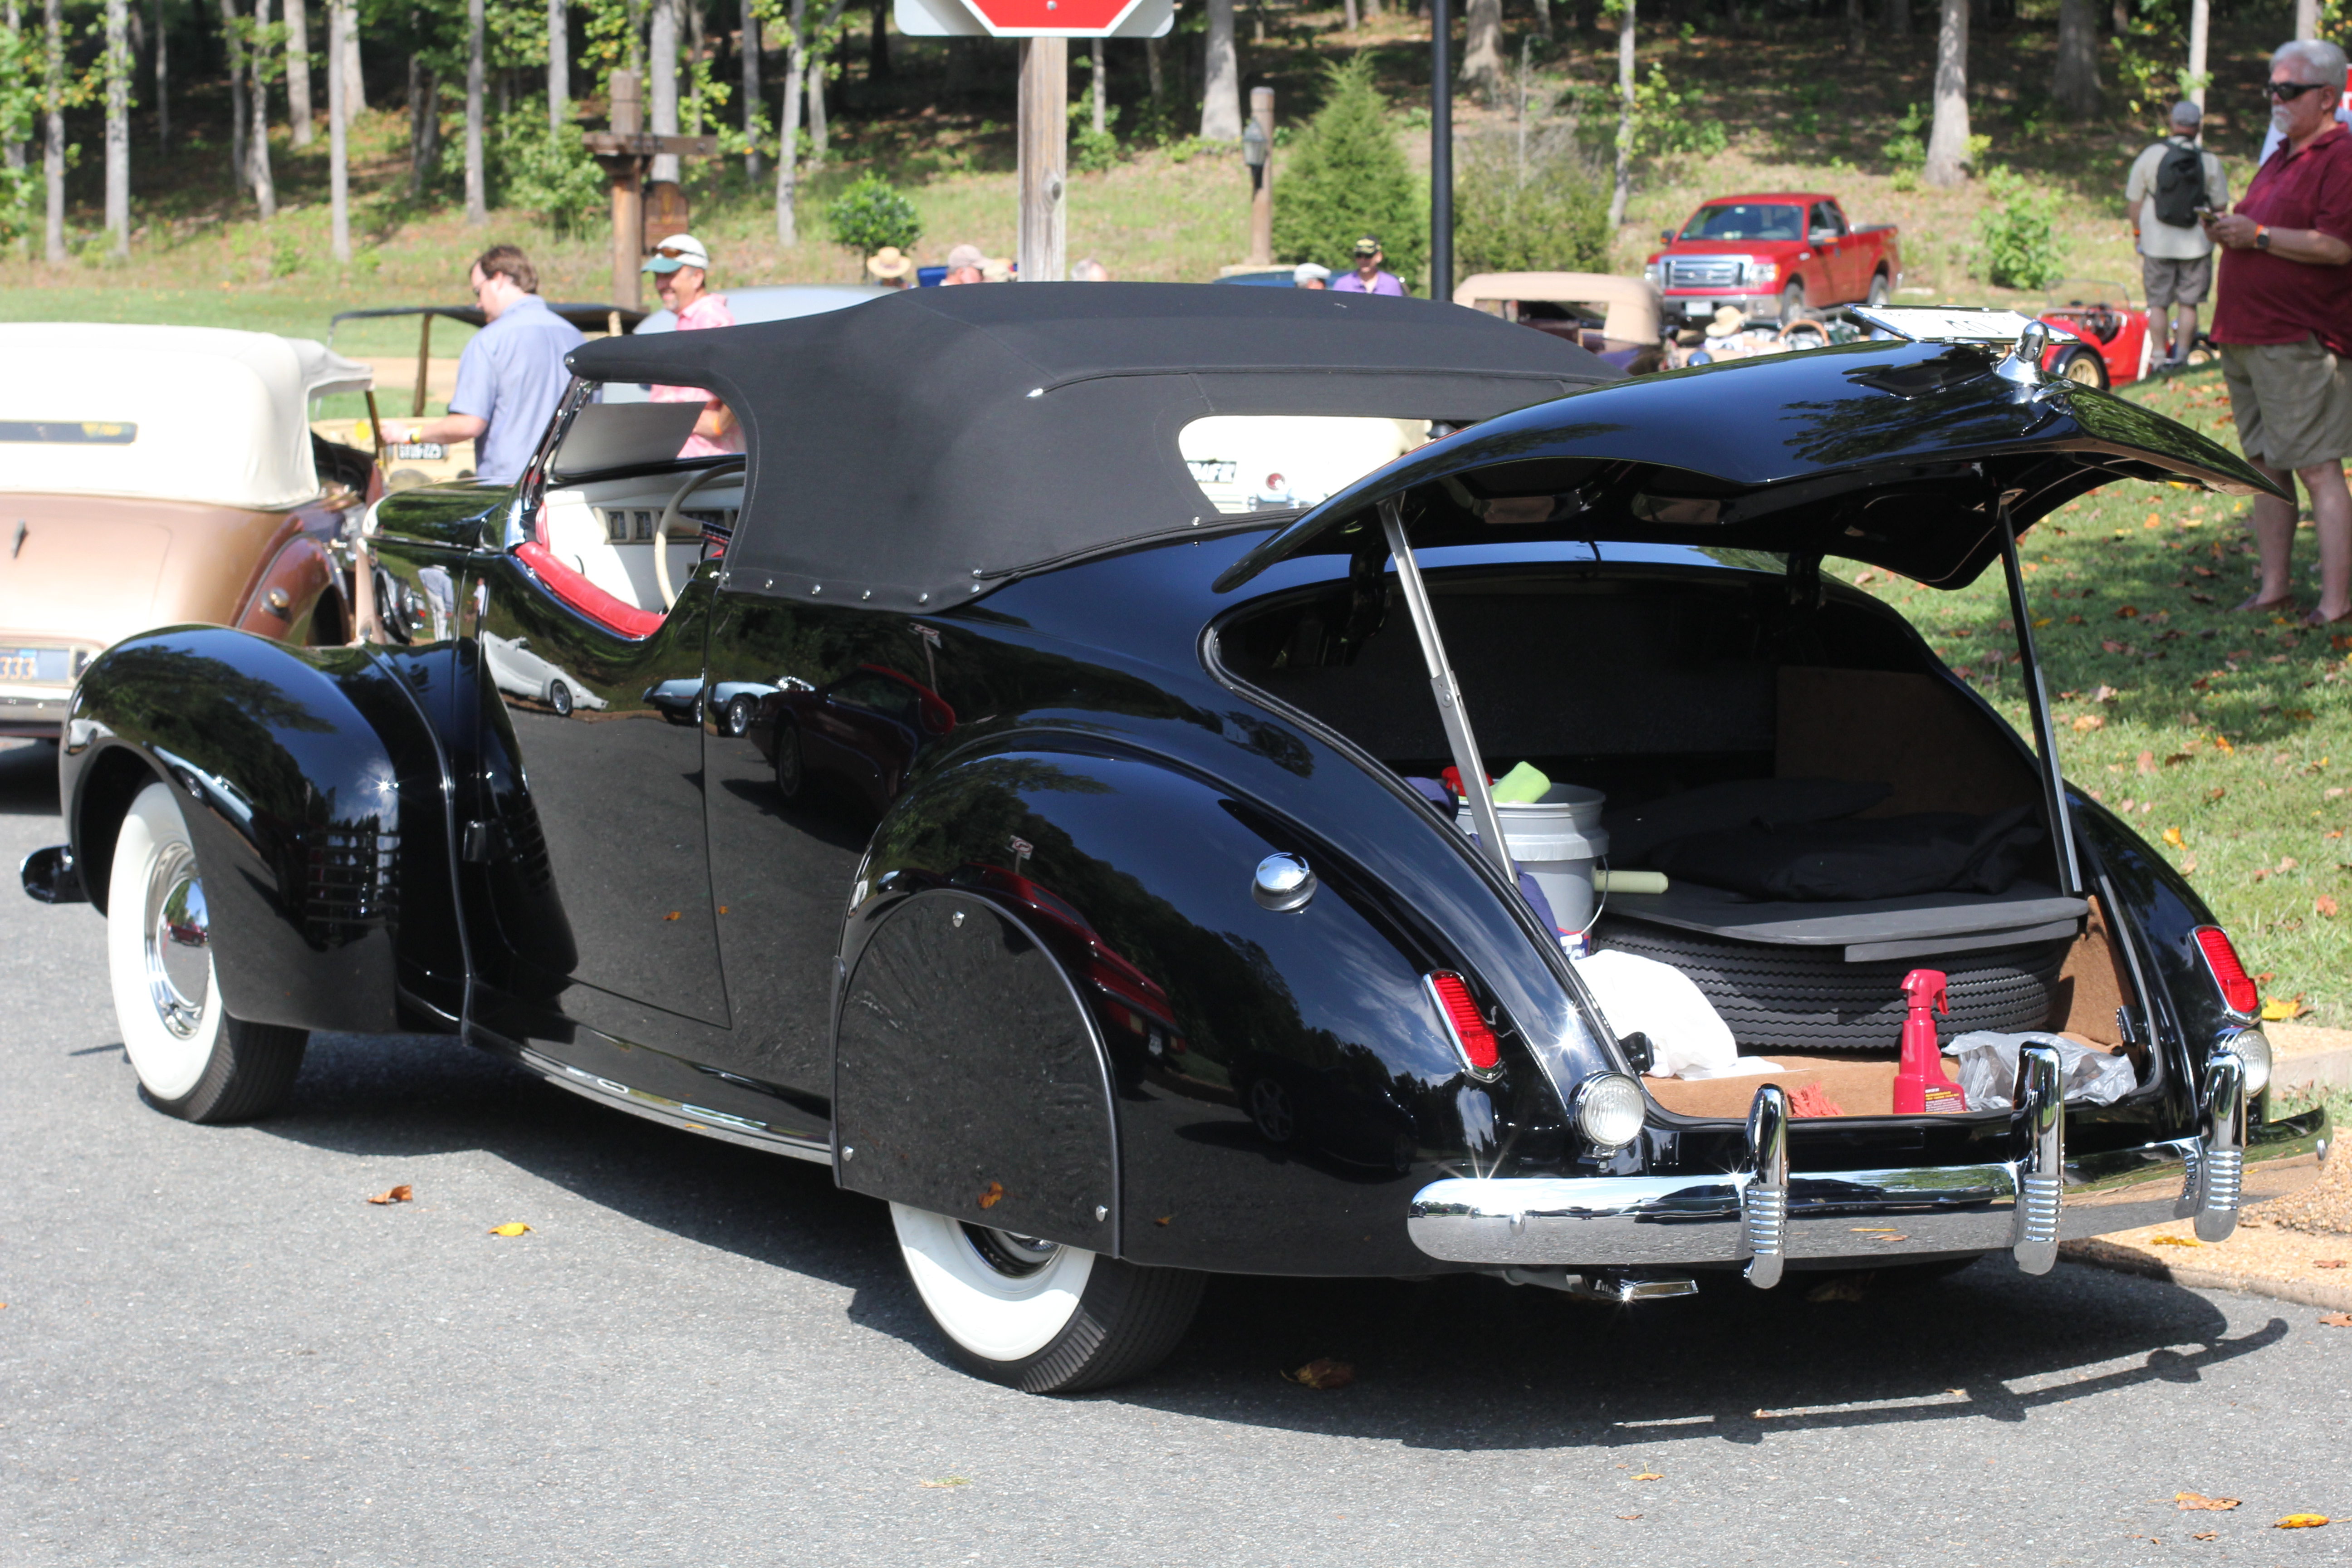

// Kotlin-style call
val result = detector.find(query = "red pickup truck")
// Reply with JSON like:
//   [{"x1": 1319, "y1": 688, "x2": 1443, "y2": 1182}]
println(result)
[{"x1": 1642, "y1": 191, "x2": 1901, "y2": 326}]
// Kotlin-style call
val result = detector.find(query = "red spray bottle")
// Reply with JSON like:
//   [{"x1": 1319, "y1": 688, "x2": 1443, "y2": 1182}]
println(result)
[{"x1": 1892, "y1": 969, "x2": 1969, "y2": 1115}]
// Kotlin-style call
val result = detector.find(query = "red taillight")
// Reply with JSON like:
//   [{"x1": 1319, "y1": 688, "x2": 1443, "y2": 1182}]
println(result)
[
  {"x1": 2195, "y1": 926, "x2": 2259, "y2": 1014},
  {"x1": 1426, "y1": 971, "x2": 1500, "y2": 1075}
]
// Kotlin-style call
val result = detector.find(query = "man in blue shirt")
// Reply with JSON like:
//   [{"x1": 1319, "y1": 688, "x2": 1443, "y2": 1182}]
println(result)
[
  {"x1": 396, "y1": 245, "x2": 585, "y2": 485},
  {"x1": 1330, "y1": 235, "x2": 1406, "y2": 296}
]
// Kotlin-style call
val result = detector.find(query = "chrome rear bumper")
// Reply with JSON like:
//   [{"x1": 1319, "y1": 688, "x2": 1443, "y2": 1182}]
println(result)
[{"x1": 1409, "y1": 1056, "x2": 2329, "y2": 1279}]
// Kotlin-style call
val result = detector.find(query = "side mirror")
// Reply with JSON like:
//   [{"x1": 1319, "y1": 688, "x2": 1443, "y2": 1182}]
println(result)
[{"x1": 1660, "y1": 229, "x2": 1676, "y2": 242}]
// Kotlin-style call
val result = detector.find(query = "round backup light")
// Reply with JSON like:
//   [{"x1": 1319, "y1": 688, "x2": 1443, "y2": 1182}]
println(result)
[
  {"x1": 1574, "y1": 1073, "x2": 1646, "y2": 1152},
  {"x1": 2227, "y1": 1028, "x2": 2273, "y2": 1097}
]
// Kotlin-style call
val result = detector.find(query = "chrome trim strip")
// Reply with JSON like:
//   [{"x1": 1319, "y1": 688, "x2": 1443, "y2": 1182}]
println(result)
[
  {"x1": 1742, "y1": 1083, "x2": 1788, "y2": 1289},
  {"x1": 2012, "y1": 1041, "x2": 2063, "y2": 1274},
  {"x1": 517, "y1": 1045, "x2": 833, "y2": 1163}
]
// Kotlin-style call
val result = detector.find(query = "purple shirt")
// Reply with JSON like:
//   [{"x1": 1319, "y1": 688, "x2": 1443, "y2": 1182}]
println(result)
[{"x1": 1332, "y1": 268, "x2": 1406, "y2": 297}]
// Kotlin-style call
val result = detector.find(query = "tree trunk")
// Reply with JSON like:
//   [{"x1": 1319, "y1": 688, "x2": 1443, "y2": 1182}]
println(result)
[
  {"x1": 1530, "y1": 0, "x2": 1551, "y2": 41},
  {"x1": 1608, "y1": 0, "x2": 1632, "y2": 229},
  {"x1": 409, "y1": 53, "x2": 438, "y2": 196},
  {"x1": 221, "y1": 0, "x2": 249, "y2": 188},
  {"x1": 105, "y1": 0, "x2": 129, "y2": 252},
  {"x1": 6, "y1": 0, "x2": 26, "y2": 179},
  {"x1": 868, "y1": 0, "x2": 888, "y2": 78},
  {"x1": 464, "y1": 0, "x2": 485, "y2": 223},
  {"x1": 688, "y1": 0, "x2": 706, "y2": 133},
  {"x1": 44, "y1": 0, "x2": 64, "y2": 260},
  {"x1": 804, "y1": 0, "x2": 838, "y2": 167},
  {"x1": 1342, "y1": 0, "x2": 1358, "y2": 28},
  {"x1": 1922, "y1": 0, "x2": 1968, "y2": 186},
  {"x1": 340, "y1": 7, "x2": 363, "y2": 111},
  {"x1": 650, "y1": 0, "x2": 678, "y2": 180},
  {"x1": 2295, "y1": 0, "x2": 2318, "y2": 39},
  {"x1": 1462, "y1": 0, "x2": 1504, "y2": 103},
  {"x1": 549, "y1": 0, "x2": 568, "y2": 127},
  {"x1": 1090, "y1": 37, "x2": 1105, "y2": 134},
  {"x1": 774, "y1": 0, "x2": 804, "y2": 244},
  {"x1": 741, "y1": 0, "x2": 760, "y2": 174},
  {"x1": 2108, "y1": 0, "x2": 2123, "y2": 34},
  {"x1": 1146, "y1": 34, "x2": 1163, "y2": 98},
  {"x1": 1845, "y1": 0, "x2": 1863, "y2": 55},
  {"x1": 329, "y1": 0, "x2": 349, "y2": 258},
  {"x1": 153, "y1": 0, "x2": 168, "y2": 148},
  {"x1": 249, "y1": 0, "x2": 276, "y2": 216},
  {"x1": 1882, "y1": 0, "x2": 1905, "y2": 35},
  {"x1": 2050, "y1": 0, "x2": 2097, "y2": 116},
  {"x1": 1198, "y1": 0, "x2": 1238, "y2": 138},
  {"x1": 285, "y1": 0, "x2": 311, "y2": 144},
  {"x1": 2186, "y1": 0, "x2": 2207, "y2": 109}
]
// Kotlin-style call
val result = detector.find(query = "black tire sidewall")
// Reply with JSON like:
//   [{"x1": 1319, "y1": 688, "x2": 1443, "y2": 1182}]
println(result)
[{"x1": 938, "y1": 1254, "x2": 1205, "y2": 1396}]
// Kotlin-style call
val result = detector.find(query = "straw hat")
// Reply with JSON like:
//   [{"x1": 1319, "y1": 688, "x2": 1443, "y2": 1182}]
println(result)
[
  {"x1": 866, "y1": 246, "x2": 915, "y2": 281},
  {"x1": 1703, "y1": 304, "x2": 1746, "y2": 339},
  {"x1": 978, "y1": 256, "x2": 1013, "y2": 283}
]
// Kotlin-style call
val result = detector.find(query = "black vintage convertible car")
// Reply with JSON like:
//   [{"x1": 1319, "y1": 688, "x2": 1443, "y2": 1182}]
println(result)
[{"x1": 25, "y1": 287, "x2": 2331, "y2": 1393}]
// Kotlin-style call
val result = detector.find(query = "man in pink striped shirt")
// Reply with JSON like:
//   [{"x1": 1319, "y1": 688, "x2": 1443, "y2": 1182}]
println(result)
[{"x1": 644, "y1": 234, "x2": 742, "y2": 458}]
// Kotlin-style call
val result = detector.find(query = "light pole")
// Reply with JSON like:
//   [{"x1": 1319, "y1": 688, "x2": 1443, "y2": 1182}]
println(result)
[
  {"x1": 1242, "y1": 86, "x2": 1273, "y2": 266},
  {"x1": 1431, "y1": 0, "x2": 1453, "y2": 299}
]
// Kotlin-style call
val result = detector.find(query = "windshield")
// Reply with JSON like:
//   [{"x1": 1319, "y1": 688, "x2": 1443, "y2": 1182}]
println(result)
[{"x1": 1679, "y1": 203, "x2": 1803, "y2": 242}]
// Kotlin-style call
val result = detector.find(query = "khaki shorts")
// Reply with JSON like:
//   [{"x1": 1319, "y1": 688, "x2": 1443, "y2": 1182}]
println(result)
[
  {"x1": 2141, "y1": 253, "x2": 2212, "y2": 309},
  {"x1": 2220, "y1": 336, "x2": 2352, "y2": 472}
]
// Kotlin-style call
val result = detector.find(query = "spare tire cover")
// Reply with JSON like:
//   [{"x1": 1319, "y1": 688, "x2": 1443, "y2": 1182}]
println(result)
[{"x1": 1592, "y1": 918, "x2": 2067, "y2": 1052}]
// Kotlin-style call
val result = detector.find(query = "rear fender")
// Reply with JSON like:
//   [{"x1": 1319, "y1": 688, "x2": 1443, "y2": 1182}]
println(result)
[
  {"x1": 838, "y1": 744, "x2": 1567, "y2": 1276},
  {"x1": 62, "y1": 626, "x2": 463, "y2": 1034}
]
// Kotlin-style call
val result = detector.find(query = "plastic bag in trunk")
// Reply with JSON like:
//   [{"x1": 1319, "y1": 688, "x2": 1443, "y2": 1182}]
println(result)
[{"x1": 1949, "y1": 1030, "x2": 2138, "y2": 1110}]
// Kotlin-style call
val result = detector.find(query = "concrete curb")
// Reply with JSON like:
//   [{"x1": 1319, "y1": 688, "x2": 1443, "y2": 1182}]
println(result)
[
  {"x1": 2276, "y1": 1046, "x2": 2352, "y2": 1094},
  {"x1": 2061, "y1": 1237, "x2": 2352, "y2": 1313}
]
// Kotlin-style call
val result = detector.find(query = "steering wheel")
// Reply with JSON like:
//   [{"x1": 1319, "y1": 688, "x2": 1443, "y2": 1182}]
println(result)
[{"x1": 653, "y1": 459, "x2": 746, "y2": 611}]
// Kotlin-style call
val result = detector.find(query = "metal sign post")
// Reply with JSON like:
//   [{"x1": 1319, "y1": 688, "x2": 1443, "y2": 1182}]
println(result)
[{"x1": 896, "y1": 0, "x2": 1172, "y2": 284}]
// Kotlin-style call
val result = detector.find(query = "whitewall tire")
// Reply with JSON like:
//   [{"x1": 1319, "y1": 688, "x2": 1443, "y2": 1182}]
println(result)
[
  {"x1": 889, "y1": 1202, "x2": 1204, "y2": 1394},
  {"x1": 106, "y1": 780, "x2": 307, "y2": 1123}
]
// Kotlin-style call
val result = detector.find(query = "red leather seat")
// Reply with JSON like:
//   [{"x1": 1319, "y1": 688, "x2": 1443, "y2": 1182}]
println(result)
[{"x1": 514, "y1": 539, "x2": 665, "y2": 640}]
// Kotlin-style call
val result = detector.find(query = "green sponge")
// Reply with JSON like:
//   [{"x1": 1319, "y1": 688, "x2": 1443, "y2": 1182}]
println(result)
[{"x1": 1490, "y1": 761, "x2": 1552, "y2": 804}]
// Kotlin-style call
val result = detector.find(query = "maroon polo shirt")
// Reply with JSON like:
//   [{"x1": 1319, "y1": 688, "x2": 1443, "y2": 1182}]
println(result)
[{"x1": 2213, "y1": 122, "x2": 2352, "y2": 355}]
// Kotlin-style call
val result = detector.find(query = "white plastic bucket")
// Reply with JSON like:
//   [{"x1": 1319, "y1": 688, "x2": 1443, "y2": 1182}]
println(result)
[{"x1": 1456, "y1": 784, "x2": 1609, "y2": 934}]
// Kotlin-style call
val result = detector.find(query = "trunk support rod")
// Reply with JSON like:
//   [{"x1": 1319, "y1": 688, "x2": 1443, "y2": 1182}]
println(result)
[
  {"x1": 1379, "y1": 499, "x2": 1514, "y2": 882},
  {"x1": 1999, "y1": 504, "x2": 2084, "y2": 897}
]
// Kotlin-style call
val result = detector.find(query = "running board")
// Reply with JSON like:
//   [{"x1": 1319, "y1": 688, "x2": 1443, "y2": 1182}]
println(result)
[{"x1": 506, "y1": 1039, "x2": 834, "y2": 1164}]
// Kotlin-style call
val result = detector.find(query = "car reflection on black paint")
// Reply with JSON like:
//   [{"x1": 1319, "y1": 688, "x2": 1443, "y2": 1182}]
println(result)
[
  {"x1": 750, "y1": 663, "x2": 956, "y2": 813},
  {"x1": 947, "y1": 860, "x2": 1188, "y2": 1053},
  {"x1": 1228, "y1": 1047, "x2": 1421, "y2": 1174},
  {"x1": 644, "y1": 677, "x2": 781, "y2": 731}
]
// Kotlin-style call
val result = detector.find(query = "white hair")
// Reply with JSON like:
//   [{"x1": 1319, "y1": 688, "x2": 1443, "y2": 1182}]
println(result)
[{"x1": 2274, "y1": 39, "x2": 2349, "y2": 87}]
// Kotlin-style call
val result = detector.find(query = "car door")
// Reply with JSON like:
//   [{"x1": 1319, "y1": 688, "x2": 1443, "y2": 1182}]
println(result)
[{"x1": 1808, "y1": 201, "x2": 1855, "y2": 300}]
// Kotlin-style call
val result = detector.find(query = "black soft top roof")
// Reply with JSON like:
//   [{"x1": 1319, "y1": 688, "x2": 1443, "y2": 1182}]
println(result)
[{"x1": 564, "y1": 283, "x2": 1617, "y2": 610}]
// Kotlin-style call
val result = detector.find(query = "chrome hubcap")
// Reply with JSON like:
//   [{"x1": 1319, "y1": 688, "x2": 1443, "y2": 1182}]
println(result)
[
  {"x1": 143, "y1": 844, "x2": 210, "y2": 1039},
  {"x1": 963, "y1": 1225, "x2": 1062, "y2": 1278}
]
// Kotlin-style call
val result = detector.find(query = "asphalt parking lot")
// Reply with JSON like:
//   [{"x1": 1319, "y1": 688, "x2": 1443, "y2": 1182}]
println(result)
[{"x1": 0, "y1": 738, "x2": 2346, "y2": 1567}]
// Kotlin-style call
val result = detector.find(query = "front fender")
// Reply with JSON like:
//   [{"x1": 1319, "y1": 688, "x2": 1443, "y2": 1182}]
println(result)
[
  {"x1": 842, "y1": 743, "x2": 1569, "y2": 1275},
  {"x1": 62, "y1": 626, "x2": 463, "y2": 1034}
]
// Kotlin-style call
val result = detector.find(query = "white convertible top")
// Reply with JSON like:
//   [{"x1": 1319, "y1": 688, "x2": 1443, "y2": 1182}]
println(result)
[{"x1": 0, "y1": 323, "x2": 373, "y2": 510}]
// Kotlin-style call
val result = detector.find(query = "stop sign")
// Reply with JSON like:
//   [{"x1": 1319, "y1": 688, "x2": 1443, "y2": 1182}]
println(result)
[
  {"x1": 895, "y1": 0, "x2": 1171, "y2": 36},
  {"x1": 960, "y1": 0, "x2": 1142, "y2": 30}
]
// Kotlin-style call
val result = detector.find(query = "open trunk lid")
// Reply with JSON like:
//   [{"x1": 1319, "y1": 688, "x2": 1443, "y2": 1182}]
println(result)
[{"x1": 1214, "y1": 336, "x2": 2279, "y2": 596}]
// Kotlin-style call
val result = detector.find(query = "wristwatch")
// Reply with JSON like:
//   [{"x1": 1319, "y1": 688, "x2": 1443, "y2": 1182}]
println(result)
[{"x1": 2256, "y1": 225, "x2": 2273, "y2": 250}]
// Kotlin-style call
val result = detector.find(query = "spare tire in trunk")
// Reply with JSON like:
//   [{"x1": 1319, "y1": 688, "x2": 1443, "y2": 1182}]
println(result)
[{"x1": 1591, "y1": 919, "x2": 2068, "y2": 1051}]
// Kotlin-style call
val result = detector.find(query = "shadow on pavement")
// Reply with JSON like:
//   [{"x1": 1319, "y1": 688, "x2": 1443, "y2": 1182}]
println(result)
[
  {"x1": 243, "y1": 1031, "x2": 2294, "y2": 1449},
  {"x1": 0, "y1": 740, "x2": 60, "y2": 818}
]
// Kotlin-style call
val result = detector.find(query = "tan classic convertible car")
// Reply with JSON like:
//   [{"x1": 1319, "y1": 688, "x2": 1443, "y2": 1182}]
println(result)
[{"x1": 0, "y1": 324, "x2": 381, "y2": 736}]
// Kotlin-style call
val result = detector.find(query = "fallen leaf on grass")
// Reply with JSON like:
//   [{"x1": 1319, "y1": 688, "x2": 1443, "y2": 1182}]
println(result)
[
  {"x1": 2205, "y1": 787, "x2": 2227, "y2": 803},
  {"x1": 488, "y1": 1222, "x2": 531, "y2": 1237},
  {"x1": 2190, "y1": 592, "x2": 2218, "y2": 604},
  {"x1": 2117, "y1": 605, "x2": 2141, "y2": 619},
  {"x1": 365, "y1": 1185, "x2": 413, "y2": 1205},
  {"x1": 2318, "y1": 896, "x2": 2340, "y2": 918},
  {"x1": 2094, "y1": 684, "x2": 2122, "y2": 702},
  {"x1": 2073, "y1": 715, "x2": 2106, "y2": 732},
  {"x1": 2163, "y1": 827, "x2": 2185, "y2": 848},
  {"x1": 2032, "y1": 616, "x2": 2053, "y2": 628},
  {"x1": 2151, "y1": 1235, "x2": 2203, "y2": 1247},
  {"x1": 2260, "y1": 996, "x2": 2307, "y2": 1021},
  {"x1": 2165, "y1": 753, "x2": 2194, "y2": 766},
  {"x1": 2319, "y1": 1312, "x2": 2352, "y2": 1327},
  {"x1": 2274, "y1": 1515, "x2": 2331, "y2": 1529},
  {"x1": 2102, "y1": 640, "x2": 2127, "y2": 654},
  {"x1": 1285, "y1": 1358, "x2": 1356, "y2": 1389},
  {"x1": 976, "y1": 1181, "x2": 1004, "y2": 1210},
  {"x1": 2177, "y1": 1492, "x2": 2242, "y2": 1511},
  {"x1": 2138, "y1": 750, "x2": 2156, "y2": 774},
  {"x1": 920, "y1": 1476, "x2": 970, "y2": 1489},
  {"x1": 1631, "y1": 1472, "x2": 1665, "y2": 1481}
]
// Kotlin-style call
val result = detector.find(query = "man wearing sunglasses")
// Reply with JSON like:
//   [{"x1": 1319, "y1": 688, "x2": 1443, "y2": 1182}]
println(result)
[
  {"x1": 2205, "y1": 40, "x2": 2352, "y2": 626},
  {"x1": 397, "y1": 245, "x2": 584, "y2": 486},
  {"x1": 644, "y1": 233, "x2": 741, "y2": 458}
]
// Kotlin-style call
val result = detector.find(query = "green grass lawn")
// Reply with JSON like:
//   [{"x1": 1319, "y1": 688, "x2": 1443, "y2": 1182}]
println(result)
[{"x1": 1846, "y1": 364, "x2": 2350, "y2": 1028}]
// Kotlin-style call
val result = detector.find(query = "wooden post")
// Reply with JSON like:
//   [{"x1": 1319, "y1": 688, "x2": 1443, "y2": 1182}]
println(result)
[
  {"x1": 609, "y1": 71, "x2": 646, "y2": 310},
  {"x1": 1247, "y1": 84, "x2": 1273, "y2": 267},
  {"x1": 1431, "y1": 0, "x2": 1453, "y2": 299},
  {"x1": 1017, "y1": 38, "x2": 1066, "y2": 283}
]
